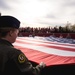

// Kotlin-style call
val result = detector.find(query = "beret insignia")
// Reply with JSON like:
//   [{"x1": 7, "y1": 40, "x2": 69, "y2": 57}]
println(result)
[{"x1": 18, "y1": 53, "x2": 25, "y2": 63}]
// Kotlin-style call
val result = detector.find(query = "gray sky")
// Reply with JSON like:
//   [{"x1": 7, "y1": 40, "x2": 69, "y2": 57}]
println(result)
[{"x1": 0, "y1": 0, "x2": 75, "y2": 27}]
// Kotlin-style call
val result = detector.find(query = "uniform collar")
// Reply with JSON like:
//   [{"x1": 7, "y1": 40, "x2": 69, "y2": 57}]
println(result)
[{"x1": 0, "y1": 39, "x2": 13, "y2": 47}]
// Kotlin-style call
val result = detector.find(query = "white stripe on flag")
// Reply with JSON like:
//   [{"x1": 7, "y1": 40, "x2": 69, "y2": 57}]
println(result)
[{"x1": 13, "y1": 37, "x2": 75, "y2": 56}]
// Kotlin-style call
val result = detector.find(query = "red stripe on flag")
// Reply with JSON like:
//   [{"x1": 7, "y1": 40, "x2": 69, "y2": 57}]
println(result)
[{"x1": 14, "y1": 45, "x2": 75, "y2": 66}]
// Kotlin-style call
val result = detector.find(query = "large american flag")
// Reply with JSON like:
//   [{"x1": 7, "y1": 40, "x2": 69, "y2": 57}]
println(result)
[{"x1": 13, "y1": 36, "x2": 75, "y2": 66}]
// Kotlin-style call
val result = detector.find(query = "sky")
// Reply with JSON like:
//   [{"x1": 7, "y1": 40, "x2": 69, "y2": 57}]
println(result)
[{"x1": 0, "y1": 0, "x2": 75, "y2": 28}]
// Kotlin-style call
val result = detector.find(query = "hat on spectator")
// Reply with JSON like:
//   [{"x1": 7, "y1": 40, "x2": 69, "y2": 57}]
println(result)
[{"x1": 0, "y1": 15, "x2": 20, "y2": 29}]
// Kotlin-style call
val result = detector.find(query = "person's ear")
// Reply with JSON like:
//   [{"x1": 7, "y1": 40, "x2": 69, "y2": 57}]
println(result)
[{"x1": 8, "y1": 31, "x2": 13, "y2": 37}]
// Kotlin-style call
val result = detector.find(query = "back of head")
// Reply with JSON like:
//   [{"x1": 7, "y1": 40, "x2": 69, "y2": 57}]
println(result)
[{"x1": 0, "y1": 15, "x2": 20, "y2": 38}]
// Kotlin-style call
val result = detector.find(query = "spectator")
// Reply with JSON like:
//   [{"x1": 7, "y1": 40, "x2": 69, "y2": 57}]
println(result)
[{"x1": 66, "y1": 33, "x2": 71, "y2": 39}]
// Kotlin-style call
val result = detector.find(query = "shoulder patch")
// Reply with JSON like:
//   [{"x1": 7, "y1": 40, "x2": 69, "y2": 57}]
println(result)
[{"x1": 18, "y1": 53, "x2": 26, "y2": 63}]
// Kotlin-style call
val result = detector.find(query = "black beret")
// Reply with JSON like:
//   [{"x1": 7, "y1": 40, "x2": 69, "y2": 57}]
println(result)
[{"x1": 0, "y1": 15, "x2": 20, "y2": 29}]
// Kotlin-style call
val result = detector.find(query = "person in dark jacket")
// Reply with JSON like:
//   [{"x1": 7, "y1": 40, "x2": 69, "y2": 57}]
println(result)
[{"x1": 0, "y1": 15, "x2": 46, "y2": 75}]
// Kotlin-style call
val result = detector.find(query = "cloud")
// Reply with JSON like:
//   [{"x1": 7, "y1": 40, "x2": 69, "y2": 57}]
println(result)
[
  {"x1": 36, "y1": 0, "x2": 75, "y2": 27},
  {"x1": 1, "y1": 0, "x2": 75, "y2": 27},
  {"x1": 45, "y1": 14, "x2": 57, "y2": 19},
  {"x1": 0, "y1": 0, "x2": 20, "y2": 9},
  {"x1": 0, "y1": 0, "x2": 10, "y2": 9},
  {"x1": 63, "y1": 0, "x2": 75, "y2": 7}
]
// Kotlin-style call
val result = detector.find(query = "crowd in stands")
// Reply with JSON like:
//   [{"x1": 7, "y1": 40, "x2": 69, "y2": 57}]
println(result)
[
  {"x1": 19, "y1": 26, "x2": 75, "y2": 34},
  {"x1": 18, "y1": 26, "x2": 75, "y2": 39}
]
